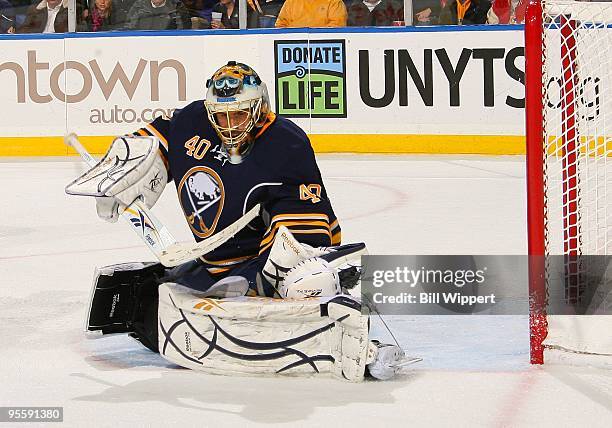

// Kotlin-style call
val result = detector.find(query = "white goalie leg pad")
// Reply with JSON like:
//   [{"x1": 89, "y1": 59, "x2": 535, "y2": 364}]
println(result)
[
  {"x1": 158, "y1": 283, "x2": 371, "y2": 381},
  {"x1": 326, "y1": 296, "x2": 371, "y2": 381},
  {"x1": 66, "y1": 135, "x2": 167, "y2": 214}
]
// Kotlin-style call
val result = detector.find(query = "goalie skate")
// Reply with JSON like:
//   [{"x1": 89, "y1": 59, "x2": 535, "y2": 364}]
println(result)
[{"x1": 366, "y1": 341, "x2": 422, "y2": 380}]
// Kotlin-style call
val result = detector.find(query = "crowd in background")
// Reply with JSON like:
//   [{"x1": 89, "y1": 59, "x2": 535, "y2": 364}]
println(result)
[{"x1": 0, "y1": 0, "x2": 530, "y2": 34}]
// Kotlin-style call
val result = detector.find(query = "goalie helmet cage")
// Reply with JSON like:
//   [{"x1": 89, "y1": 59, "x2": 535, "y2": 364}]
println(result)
[{"x1": 525, "y1": 0, "x2": 611, "y2": 364}]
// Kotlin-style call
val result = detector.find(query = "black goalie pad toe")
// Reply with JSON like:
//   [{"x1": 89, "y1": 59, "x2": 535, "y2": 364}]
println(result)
[{"x1": 85, "y1": 262, "x2": 165, "y2": 335}]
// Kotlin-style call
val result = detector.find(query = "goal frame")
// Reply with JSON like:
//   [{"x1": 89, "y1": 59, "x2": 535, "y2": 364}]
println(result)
[
  {"x1": 525, "y1": 0, "x2": 596, "y2": 364},
  {"x1": 525, "y1": 0, "x2": 547, "y2": 365}
]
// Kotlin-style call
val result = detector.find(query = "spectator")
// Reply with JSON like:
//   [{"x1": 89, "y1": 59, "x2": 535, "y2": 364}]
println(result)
[
  {"x1": 19, "y1": 0, "x2": 68, "y2": 33},
  {"x1": 178, "y1": 0, "x2": 210, "y2": 28},
  {"x1": 413, "y1": 0, "x2": 441, "y2": 25},
  {"x1": 487, "y1": 0, "x2": 525, "y2": 24},
  {"x1": 7, "y1": 0, "x2": 30, "y2": 29},
  {"x1": 124, "y1": 0, "x2": 185, "y2": 30},
  {"x1": 196, "y1": 0, "x2": 215, "y2": 25},
  {"x1": 438, "y1": 0, "x2": 490, "y2": 25},
  {"x1": 76, "y1": 0, "x2": 89, "y2": 31},
  {"x1": 211, "y1": 0, "x2": 238, "y2": 28},
  {"x1": 347, "y1": 0, "x2": 403, "y2": 27},
  {"x1": 0, "y1": 0, "x2": 16, "y2": 33},
  {"x1": 106, "y1": 0, "x2": 135, "y2": 27},
  {"x1": 247, "y1": 0, "x2": 284, "y2": 28},
  {"x1": 81, "y1": 0, "x2": 118, "y2": 31},
  {"x1": 275, "y1": 0, "x2": 347, "y2": 28}
]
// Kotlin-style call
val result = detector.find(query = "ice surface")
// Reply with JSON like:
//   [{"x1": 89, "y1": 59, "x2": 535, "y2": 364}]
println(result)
[{"x1": 0, "y1": 155, "x2": 610, "y2": 427}]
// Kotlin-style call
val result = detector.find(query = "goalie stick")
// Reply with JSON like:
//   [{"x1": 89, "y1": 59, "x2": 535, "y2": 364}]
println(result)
[{"x1": 65, "y1": 133, "x2": 261, "y2": 267}]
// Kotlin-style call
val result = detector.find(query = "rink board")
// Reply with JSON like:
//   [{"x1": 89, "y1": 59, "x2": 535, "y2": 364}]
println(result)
[{"x1": 0, "y1": 26, "x2": 528, "y2": 155}]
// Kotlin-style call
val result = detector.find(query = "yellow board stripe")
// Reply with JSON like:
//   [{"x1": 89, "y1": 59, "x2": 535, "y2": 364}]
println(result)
[
  {"x1": 311, "y1": 134, "x2": 527, "y2": 154},
  {"x1": 0, "y1": 134, "x2": 540, "y2": 156},
  {"x1": 0, "y1": 134, "x2": 528, "y2": 156},
  {"x1": 545, "y1": 135, "x2": 612, "y2": 156},
  {"x1": 10, "y1": 134, "x2": 612, "y2": 155},
  {"x1": 0, "y1": 136, "x2": 112, "y2": 156}
]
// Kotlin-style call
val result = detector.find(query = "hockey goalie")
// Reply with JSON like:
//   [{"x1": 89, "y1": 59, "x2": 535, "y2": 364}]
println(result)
[{"x1": 66, "y1": 61, "x2": 408, "y2": 381}]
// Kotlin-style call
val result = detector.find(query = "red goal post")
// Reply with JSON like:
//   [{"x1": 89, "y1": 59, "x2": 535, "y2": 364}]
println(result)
[{"x1": 525, "y1": 0, "x2": 546, "y2": 365}]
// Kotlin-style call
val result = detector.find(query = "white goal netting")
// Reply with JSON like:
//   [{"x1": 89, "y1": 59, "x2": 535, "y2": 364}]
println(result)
[
  {"x1": 538, "y1": 0, "x2": 612, "y2": 361},
  {"x1": 542, "y1": 0, "x2": 612, "y2": 257}
]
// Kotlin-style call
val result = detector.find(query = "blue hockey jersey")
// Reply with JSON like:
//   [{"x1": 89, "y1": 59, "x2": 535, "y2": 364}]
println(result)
[{"x1": 135, "y1": 100, "x2": 341, "y2": 274}]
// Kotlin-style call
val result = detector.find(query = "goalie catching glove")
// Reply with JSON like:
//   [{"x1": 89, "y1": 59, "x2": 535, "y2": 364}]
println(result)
[
  {"x1": 66, "y1": 135, "x2": 167, "y2": 222},
  {"x1": 262, "y1": 225, "x2": 367, "y2": 298}
]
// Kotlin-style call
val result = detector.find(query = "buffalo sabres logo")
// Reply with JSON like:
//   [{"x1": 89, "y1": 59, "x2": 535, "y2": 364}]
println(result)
[{"x1": 178, "y1": 166, "x2": 225, "y2": 238}]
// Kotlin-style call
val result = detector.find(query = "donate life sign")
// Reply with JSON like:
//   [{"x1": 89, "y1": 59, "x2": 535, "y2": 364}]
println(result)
[{"x1": 274, "y1": 40, "x2": 347, "y2": 118}]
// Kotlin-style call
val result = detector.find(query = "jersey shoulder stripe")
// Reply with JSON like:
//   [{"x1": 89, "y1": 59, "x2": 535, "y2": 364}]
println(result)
[{"x1": 145, "y1": 123, "x2": 169, "y2": 152}]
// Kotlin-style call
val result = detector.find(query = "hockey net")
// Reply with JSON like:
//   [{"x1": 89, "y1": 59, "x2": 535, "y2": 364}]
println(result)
[{"x1": 525, "y1": 0, "x2": 612, "y2": 365}]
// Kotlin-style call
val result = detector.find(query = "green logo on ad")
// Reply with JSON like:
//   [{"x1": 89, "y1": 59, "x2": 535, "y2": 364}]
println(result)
[{"x1": 274, "y1": 40, "x2": 347, "y2": 118}]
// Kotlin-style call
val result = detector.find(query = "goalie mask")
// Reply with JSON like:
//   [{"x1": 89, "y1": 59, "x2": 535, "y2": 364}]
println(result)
[{"x1": 204, "y1": 62, "x2": 271, "y2": 164}]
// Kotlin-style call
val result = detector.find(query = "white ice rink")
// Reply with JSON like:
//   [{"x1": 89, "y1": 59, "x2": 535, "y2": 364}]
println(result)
[{"x1": 0, "y1": 155, "x2": 610, "y2": 427}]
